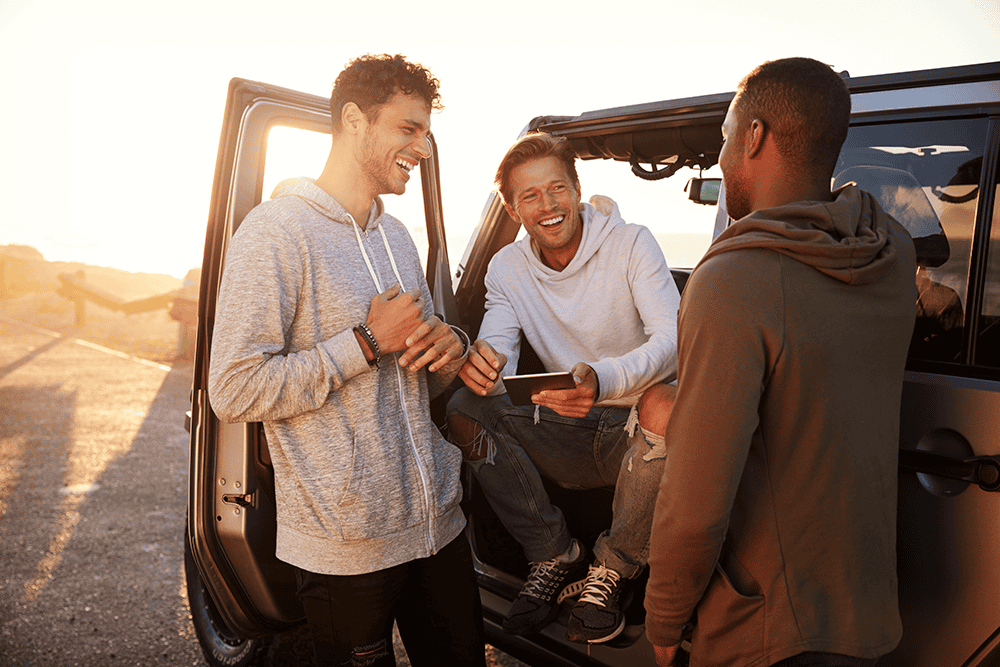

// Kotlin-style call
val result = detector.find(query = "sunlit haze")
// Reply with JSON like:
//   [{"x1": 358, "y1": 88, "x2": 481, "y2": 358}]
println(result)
[{"x1": 1, "y1": 0, "x2": 997, "y2": 278}]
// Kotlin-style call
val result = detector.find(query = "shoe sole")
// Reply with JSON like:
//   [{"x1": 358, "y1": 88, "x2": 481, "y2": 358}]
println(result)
[{"x1": 583, "y1": 617, "x2": 626, "y2": 644}]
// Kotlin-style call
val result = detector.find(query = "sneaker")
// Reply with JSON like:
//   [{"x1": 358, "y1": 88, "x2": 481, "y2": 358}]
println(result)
[
  {"x1": 502, "y1": 541, "x2": 589, "y2": 636},
  {"x1": 566, "y1": 564, "x2": 630, "y2": 644}
]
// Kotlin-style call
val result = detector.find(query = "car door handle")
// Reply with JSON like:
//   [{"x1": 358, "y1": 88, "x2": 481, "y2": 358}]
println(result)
[{"x1": 899, "y1": 448, "x2": 1000, "y2": 492}]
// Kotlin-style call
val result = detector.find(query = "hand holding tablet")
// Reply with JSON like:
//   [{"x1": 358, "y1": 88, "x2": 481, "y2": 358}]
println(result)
[{"x1": 503, "y1": 372, "x2": 577, "y2": 406}]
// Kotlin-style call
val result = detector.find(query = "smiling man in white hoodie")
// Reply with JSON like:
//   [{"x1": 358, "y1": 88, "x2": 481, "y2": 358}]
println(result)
[
  {"x1": 208, "y1": 54, "x2": 485, "y2": 667},
  {"x1": 447, "y1": 132, "x2": 681, "y2": 644}
]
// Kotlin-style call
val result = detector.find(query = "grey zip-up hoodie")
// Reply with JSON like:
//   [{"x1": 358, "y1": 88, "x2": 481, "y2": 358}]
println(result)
[{"x1": 209, "y1": 178, "x2": 467, "y2": 576}]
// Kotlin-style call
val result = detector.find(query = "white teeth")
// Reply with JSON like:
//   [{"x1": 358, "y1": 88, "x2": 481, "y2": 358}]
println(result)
[
  {"x1": 539, "y1": 215, "x2": 564, "y2": 227},
  {"x1": 395, "y1": 158, "x2": 414, "y2": 172}
]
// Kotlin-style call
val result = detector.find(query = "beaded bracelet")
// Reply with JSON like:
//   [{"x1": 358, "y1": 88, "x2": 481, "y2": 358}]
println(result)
[{"x1": 354, "y1": 324, "x2": 381, "y2": 368}]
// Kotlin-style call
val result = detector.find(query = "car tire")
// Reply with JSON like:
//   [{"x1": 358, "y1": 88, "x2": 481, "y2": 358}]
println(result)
[{"x1": 184, "y1": 527, "x2": 269, "y2": 667}]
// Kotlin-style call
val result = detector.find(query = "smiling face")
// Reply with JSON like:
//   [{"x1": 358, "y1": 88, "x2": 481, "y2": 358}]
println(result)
[
  {"x1": 357, "y1": 91, "x2": 432, "y2": 196},
  {"x1": 505, "y1": 156, "x2": 583, "y2": 271}
]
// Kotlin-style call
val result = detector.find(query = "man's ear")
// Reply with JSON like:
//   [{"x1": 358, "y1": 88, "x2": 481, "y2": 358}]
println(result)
[
  {"x1": 342, "y1": 102, "x2": 364, "y2": 134},
  {"x1": 503, "y1": 201, "x2": 521, "y2": 224},
  {"x1": 746, "y1": 118, "x2": 767, "y2": 159}
]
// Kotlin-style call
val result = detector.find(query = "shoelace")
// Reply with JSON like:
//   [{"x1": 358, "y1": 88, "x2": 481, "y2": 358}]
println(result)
[
  {"x1": 577, "y1": 565, "x2": 621, "y2": 607},
  {"x1": 522, "y1": 559, "x2": 567, "y2": 599}
]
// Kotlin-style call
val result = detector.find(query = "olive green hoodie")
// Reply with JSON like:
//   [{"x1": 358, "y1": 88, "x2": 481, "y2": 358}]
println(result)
[{"x1": 646, "y1": 184, "x2": 916, "y2": 665}]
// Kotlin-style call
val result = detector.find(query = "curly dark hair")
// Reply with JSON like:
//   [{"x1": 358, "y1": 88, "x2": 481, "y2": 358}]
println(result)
[
  {"x1": 495, "y1": 133, "x2": 580, "y2": 206},
  {"x1": 734, "y1": 57, "x2": 851, "y2": 179},
  {"x1": 329, "y1": 53, "x2": 442, "y2": 132}
]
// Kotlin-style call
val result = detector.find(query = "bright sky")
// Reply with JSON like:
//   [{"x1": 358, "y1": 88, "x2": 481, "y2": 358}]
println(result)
[{"x1": 1, "y1": 0, "x2": 997, "y2": 279}]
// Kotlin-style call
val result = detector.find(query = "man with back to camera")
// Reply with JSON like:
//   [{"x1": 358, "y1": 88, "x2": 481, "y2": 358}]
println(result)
[
  {"x1": 447, "y1": 132, "x2": 681, "y2": 644},
  {"x1": 208, "y1": 54, "x2": 486, "y2": 667},
  {"x1": 645, "y1": 57, "x2": 916, "y2": 667}
]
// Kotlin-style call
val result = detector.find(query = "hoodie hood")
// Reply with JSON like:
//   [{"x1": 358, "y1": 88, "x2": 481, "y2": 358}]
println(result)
[
  {"x1": 517, "y1": 194, "x2": 624, "y2": 280},
  {"x1": 702, "y1": 184, "x2": 903, "y2": 285},
  {"x1": 269, "y1": 177, "x2": 406, "y2": 293},
  {"x1": 271, "y1": 177, "x2": 385, "y2": 228}
]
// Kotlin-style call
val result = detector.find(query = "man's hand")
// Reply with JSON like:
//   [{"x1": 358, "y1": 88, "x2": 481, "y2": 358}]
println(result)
[
  {"x1": 457, "y1": 339, "x2": 507, "y2": 395},
  {"x1": 365, "y1": 284, "x2": 425, "y2": 354},
  {"x1": 653, "y1": 643, "x2": 680, "y2": 667},
  {"x1": 533, "y1": 362, "x2": 598, "y2": 418},
  {"x1": 398, "y1": 315, "x2": 465, "y2": 373}
]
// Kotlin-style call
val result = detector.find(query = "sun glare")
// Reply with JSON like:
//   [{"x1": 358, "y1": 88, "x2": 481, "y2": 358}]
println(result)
[{"x1": 263, "y1": 125, "x2": 432, "y2": 265}]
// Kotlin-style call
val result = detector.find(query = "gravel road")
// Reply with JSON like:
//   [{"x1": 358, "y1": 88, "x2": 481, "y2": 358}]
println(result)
[{"x1": 0, "y1": 317, "x2": 526, "y2": 667}]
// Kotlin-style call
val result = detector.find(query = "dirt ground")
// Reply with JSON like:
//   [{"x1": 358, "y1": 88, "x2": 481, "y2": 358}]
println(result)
[
  {"x1": 0, "y1": 286, "x2": 527, "y2": 666},
  {"x1": 0, "y1": 291, "x2": 185, "y2": 365}
]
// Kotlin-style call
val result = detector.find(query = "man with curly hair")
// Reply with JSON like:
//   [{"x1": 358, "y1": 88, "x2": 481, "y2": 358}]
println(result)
[{"x1": 209, "y1": 54, "x2": 485, "y2": 666}]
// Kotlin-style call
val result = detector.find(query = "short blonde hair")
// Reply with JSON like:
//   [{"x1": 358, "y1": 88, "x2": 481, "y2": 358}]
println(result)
[{"x1": 495, "y1": 133, "x2": 579, "y2": 205}]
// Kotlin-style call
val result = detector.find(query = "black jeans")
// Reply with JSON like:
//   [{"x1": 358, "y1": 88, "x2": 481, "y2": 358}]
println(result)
[
  {"x1": 772, "y1": 652, "x2": 879, "y2": 667},
  {"x1": 294, "y1": 534, "x2": 486, "y2": 667}
]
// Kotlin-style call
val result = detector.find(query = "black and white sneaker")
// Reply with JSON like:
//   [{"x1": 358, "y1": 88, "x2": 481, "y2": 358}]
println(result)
[
  {"x1": 566, "y1": 564, "x2": 630, "y2": 644},
  {"x1": 502, "y1": 541, "x2": 589, "y2": 636}
]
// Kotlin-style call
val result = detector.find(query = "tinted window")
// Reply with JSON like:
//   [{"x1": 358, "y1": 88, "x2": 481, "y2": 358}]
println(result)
[
  {"x1": 836, "y1": 118, "x2": 990, "y2": 364},
  {"x1": 976, "y1": 169, "x2": 1000, "y2": 368}
]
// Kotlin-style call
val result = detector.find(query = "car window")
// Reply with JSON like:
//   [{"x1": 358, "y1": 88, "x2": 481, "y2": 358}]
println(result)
[
  {"x1": 977, "y1": 174, "x2": 1000, "y2": 368},
  {"x1": 835, "y1": 117, "x2": 991, "y2": 365},
  {"x1": 262, "y1": 125, "x2": 430, "y2": 268}
]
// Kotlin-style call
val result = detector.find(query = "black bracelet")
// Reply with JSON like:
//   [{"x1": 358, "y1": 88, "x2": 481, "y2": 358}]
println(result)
[
  {"x1": 450, "y1": 325, "x2": 470, "y2": 357},
  {"x1": 354, "y1": 324, "x2": 380, "y2": 368},
  {"x1": 360, "y1": 324, "x2": 380, "y2": 366}
]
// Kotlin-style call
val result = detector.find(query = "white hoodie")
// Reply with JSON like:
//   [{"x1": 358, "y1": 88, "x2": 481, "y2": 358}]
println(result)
[{"x1": 483, "y1": 195, "x2": 680, "y2": 406}]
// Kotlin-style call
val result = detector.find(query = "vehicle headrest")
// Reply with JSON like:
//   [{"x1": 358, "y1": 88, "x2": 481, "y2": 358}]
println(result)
[{"x1": 833, "y1": 165, "x2": 949, "y2": 267}]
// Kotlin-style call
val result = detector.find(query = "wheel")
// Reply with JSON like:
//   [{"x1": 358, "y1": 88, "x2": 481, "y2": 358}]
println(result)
[{"x1": 184, "y1": 527, "x2": 269, "y2": 667}]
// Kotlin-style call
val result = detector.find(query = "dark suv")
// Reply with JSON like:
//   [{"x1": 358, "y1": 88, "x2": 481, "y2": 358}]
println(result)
[{"x1": 185, "y1": 61, "x2": 1000, "y2": 666}]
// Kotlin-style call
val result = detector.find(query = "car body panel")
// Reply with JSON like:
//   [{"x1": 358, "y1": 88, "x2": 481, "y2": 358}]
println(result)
[{"x1": 891, "y1": 371, "x2": 1000, "y2": 666}]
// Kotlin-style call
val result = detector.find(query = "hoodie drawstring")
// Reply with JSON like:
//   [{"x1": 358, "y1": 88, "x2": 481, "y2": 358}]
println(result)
[{"x1": 352, "y1": 217, "x2": 406, "y2": 292}]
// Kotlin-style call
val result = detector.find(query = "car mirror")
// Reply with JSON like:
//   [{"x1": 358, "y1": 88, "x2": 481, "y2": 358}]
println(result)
[{"x1": 685, "y1": 177, "x2": 721, "y2": 205}]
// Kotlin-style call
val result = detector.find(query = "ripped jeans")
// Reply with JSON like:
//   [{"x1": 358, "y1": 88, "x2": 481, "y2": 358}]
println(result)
[
  {"x1": 446, "y1": 387, "x2": 667, "y2": 579},
  {"x1": 294, "y1": 534, "x2": 485, "y2": 667}
]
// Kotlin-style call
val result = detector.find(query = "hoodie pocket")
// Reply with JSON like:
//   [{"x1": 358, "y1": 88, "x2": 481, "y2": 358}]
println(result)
[
  {"x1": 336, "y1": 435, "x2": 419, "y2": 540},
  {"x1": 695, "y1": 559, "x2": 765, "y2": 663},
  {"x1": 334, "y1": 434, "x2": 358, "y2": 508}
]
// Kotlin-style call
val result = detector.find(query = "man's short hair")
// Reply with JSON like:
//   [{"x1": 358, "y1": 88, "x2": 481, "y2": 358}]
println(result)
[
  {"x1": 330, "y1": 54, "x2": 442, "y2": 132},
  {"x1": 735, "y1": 57, "x2": 851, "y2": 179},
  {"x1": 495, "y1": 133, "x2": 580, "y2": 206}
]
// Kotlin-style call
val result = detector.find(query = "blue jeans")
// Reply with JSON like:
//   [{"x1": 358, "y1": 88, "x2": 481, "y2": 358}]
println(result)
[
  {"x1": 294, "y1": 534, "x2": 486, "y2": 667},
  {"x1": 446, "y1": 388, "x2": 666, "y2": 578}
]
